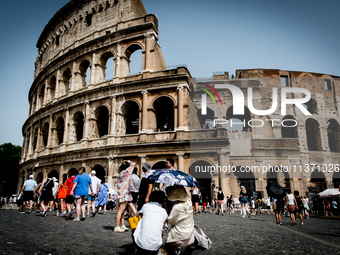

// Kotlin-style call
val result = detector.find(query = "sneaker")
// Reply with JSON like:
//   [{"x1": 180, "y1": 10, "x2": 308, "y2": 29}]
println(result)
[
  {"x1": 114, "y1": 226, "x2": 125, "y2": 233},
  {"x1": 73, "y1": 218, "x2": 80, "y2": 222},
  {"x1": 32, "y1": 210, "x2": 36, "y2": 214},
  {"x1": 28, "y1": 210, "x2": 32, "y2": 214},
  {"x1": 60, "y1": 211, "x2": 66, "y2": 217},
  {"x1": 81, "y1": 216, "x2": 86, "y2": 221},
  {"x1": 92, "y1": 211, "x2": 96, "y2": 217},
  {"x1": 67, "y1": 212, "x2": 73, "y2": 219},
  {"x1": 280, "y1": 222, "x2": 282, "y2": 225},
  {"x1": 87, "y1": 213, "x2": 90, "y2": 218},
  {"x1": 56, "y1": 211, "x2": 60, "y2": 216},
  {"x1": 42, "y1": 210, "x2": 47, "y2": 217},
  {"x1": 248, "y1": 212, "x2": 251, "y2": 218},
  {"x1": 300, "y1": 222, "x2": 304, "y2": 225},
  {"x1": 19, "y1": 210, "x2": 25, "y2": 213},
  {"x1": 103, "y1": 212, "x2": 106, "y2": 215},
  {"x1": 120, "y1": 225, "x2": 129, "y2": 231}
]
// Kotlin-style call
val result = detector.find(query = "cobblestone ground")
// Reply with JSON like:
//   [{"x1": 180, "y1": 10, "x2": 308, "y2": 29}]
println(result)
[{"x1": 0, "y1": 209, "x2": 340, "y2": 255}]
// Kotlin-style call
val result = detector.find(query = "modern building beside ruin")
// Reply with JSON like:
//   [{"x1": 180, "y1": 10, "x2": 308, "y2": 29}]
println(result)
[{"x1": 18, "y1": 0, "x2": 340, "y2": 200}]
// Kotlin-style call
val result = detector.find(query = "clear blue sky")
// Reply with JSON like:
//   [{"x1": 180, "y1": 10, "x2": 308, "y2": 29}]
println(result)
[{"x1": 0, "y1": 0, "x2": 339, "y2": 146}]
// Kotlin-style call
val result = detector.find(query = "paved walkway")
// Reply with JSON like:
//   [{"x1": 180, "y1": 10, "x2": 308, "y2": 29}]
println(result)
[{"x1": 0, "y1": 209, "x2": 339, "y2": 254}]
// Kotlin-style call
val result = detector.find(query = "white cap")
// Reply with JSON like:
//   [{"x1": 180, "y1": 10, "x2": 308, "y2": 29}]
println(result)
[
  {"x1": 91, "y1": 170, "x2": 96, "y2": 175},
  {"x1": 29, "y1": 175, "x2": 34, "y2": 179}
]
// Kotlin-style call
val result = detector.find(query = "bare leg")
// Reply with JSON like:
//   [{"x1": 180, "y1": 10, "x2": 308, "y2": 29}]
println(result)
[
  {"x1": 115, "y1": 202, "x2": 127, "y2": 227},
  {"x1": 76, "y1": 198, "x2": 82, "y2": 219},
  {"x1": 81, "y1": 198, "x2": 86, "y2": 217}
]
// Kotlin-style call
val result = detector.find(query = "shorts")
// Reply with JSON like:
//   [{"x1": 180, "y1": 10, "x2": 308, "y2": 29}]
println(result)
[
  {"x1": 203, "y1": 202, "x2": 207, "y2": 208},
  {"x1": 87, "y1": 195, "x2": 96, "y2": 201},
  {"x1": 130, "y1": 192, "x2": 139, "y2": 204},
  {"x1": 192, "y1": 195, "x2": 200, "y2": 203},
  {"x1": 288, "y1": 204, "x2": 295, "y2": 212},
  {"x1": 75, "y1": 195, "x2": 87, "y2": 199},
  {"x1": 65, "y1": 195, "x2": 74, "y2": 204},
  {"x1": 23, "y1": 191, "x2": 34, "y2": 201}
]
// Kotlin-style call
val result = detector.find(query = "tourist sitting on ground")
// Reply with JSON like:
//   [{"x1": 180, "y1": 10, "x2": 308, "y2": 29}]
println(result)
[
  {"x1": 133, "y1": 191, "x2": 168, "y2": 255},
  {"x1": 165, "y1": 186, "x2": 195, "y2": 255}
]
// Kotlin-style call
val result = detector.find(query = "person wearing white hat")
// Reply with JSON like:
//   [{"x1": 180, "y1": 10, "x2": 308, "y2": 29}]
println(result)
[
  {"x1": 87, "y1": 170, "x2": 101, "y2": 217},
  {"x1": 20, "y1": 174, "x2": 38, "y2": 213}
]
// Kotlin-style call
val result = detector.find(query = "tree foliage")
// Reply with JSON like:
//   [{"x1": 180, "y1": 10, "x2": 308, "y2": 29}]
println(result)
[{"x1": 0, "y1": 143, "x2": 22, "y2": 196}]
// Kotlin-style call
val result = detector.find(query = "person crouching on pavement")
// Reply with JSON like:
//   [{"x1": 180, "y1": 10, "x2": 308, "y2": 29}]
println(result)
[
  {"x1": 133, "y1": 191, "x2": 168, "y2": 255},
  {"x1": 165, "y1": 186, "x2": 195, "y2": 255}
]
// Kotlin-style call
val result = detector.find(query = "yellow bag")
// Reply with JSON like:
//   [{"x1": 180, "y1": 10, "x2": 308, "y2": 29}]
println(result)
[{"x1": 128, "y1": 215, "x2": 140, "y2": 230}]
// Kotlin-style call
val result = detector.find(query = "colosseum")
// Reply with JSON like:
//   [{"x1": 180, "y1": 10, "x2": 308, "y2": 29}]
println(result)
[{"x1": 18, "y1": 0, "x2": 340, "y2": 201}]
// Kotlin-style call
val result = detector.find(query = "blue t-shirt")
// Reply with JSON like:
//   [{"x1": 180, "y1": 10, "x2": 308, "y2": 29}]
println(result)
[
  {"x1": 24, "y1": 180, "x2": 37, "y2": 191},
  {"x1": 73, "y1": 173, "x2": 92, "y2": 196}
]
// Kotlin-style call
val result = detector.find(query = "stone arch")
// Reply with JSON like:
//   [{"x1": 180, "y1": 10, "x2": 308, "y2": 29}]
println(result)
[
  {"x1": 125, "y1": 43, "x2": 143, "y2": 75},
  {"x1": 327, "y1": 119, "x2": 340, "y2": 152},
  {"x1": 42, "y1": 122, "x2": 49, "y2": 147},
  {"x1": 67, "y1": 168, "x2": 79, "y2": 177},
  {"x1": 39, "y1": 84, "x2": 45, "y2": 108},
  {"x1": 266, "y1": 166, "x2": 290, "y2": 190},
  {"x1": 303, "y1": 98, "x2": 318, "y2": 115},
  {"x1": 333, "y1": 172, "x2": 340, "y2": 189},
  {"x1": 36, "y1": 172, "x2": 44, "y2": 184},
  {"x1": 281, "y1": 115, "x2": 298, "y2": 138},
  {"x1": 311, "y1": 171, "x2": 326, "y2": 191},
  {"x1": 92, "y1": 164, "x2": 106, "y2": 183},
  {"x1": 226, "y1": 106, "x2": 251, "y2": 132},
  {"x1": 94, "y1": 105, "x2": 109, "y2": 138},
  {"x1": 79, "y1": 60, "x2": 91, "y2": 87},
  {"x1": 55, "y1": 117, "x2": 65, "y2": 145},
  {"x1": 120, "y1": 101, "x2": 140, "y2": 135},
  {"x1": 152, "y1": 161, "x2": 167, "y2": 170},
  {"x1": 49, "y1": 76, "x2": 56, "y2": 100},
  {"x1": 72, "y1": 111, "x2": 85, "y2": 142},
  {"x1": 233, "y1": 166, "x2": 256, "y2": 195},
  {"x1": 305, "y1": 118, "x2": 322, "y2": 151},
  {"x1": 33, "y1": 127, "x2": 38, "y2": 151},
  {"x1": 99, "y1": 51, "x2": 115, "y2": 81},
  {"x1": 197, "y1": 107, "x2": 215, "y2": 129},
  {"x1": 298, "y1": 72, "x2": 314, "y2": 79},
  {"x1": 61, "y1": 68, "x2": 72, "y2": 95},
  {"x1": 49, "y1": 170, "x2": 59, "y2": 179},
  {"x1": 189, "y1": 160, "x2": 213, "y2": 200},
  {"x1": 152, "y1": 96, "x2": 175, "y2": 131}
]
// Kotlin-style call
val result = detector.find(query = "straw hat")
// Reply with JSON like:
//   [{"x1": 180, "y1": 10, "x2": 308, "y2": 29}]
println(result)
[{"x1": 166, "y1": 185, "x2": 189, "y2": 202}]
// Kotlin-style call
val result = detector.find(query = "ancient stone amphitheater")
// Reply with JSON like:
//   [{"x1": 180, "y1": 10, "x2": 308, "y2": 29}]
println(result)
[{"x1": 18, "y1": 0, "x2": 340, "y2": 200}]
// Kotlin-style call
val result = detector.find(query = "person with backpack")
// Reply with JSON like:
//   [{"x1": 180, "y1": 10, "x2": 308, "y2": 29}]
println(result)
[
  {"x1": 38, "y1": 172, "x2": 55, "y2": 217},
  {"x1": 216, "y1": 187, "x2": 225, "y2": 215}
]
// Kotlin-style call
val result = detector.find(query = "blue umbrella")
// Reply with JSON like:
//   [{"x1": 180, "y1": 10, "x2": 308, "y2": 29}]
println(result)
[{"x1": 147, "y1": 169, "x2": 198, "y2": 187}]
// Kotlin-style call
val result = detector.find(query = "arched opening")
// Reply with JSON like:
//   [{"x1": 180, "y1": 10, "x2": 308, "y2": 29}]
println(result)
[
  {"x1": 95, "y1": 106, "x2": 109, "y2": 138},
  {"x1": 234, "y1": 166, "x2": 256, "y2": 196},
  {"x1": 62, "y1": 68, "x2": 72, "y2": 94},
  {"x1": 121, "y1": 101, "x2": 139, "y2": 135},
  {"x1": 36, "y1": 172, "x2": 43, "y2": 184},
  {"x1": 49, "y1": 76, "x2": 56, "y2": 100},
  {"x1": 152, "y1": 161, "x2": 167, "y2": 170},
  {"x1": 153, "y1": 97, "x2": 174, "y2": 131},
  {"x1": 67, "y1": 168, "x2": 79, "y2": 178},
  {"x1": 305, "y1": 119, "x2": 322, "y2": 151},
  {"x1": 311, "y1": 171, "x2": 327, "y2": 192},
  {"x1": 33, "y1": 127, "x2": 38, "y2": 151},
  {"x1": 49, "y1": 170, "x2": 59, "y2": 179},
  {"x1": 190, "y1": 160, "x2": 213, "y2": 201},
  {"x1": 79, "y1": 60, "x2": 91, "y2": 87},
  {"x1": 327, "y1": 119, "x2": 340, "y2": 152},
  {"x1": 197, "y1": 107, "x2": 214, "y2": 129},
  {"x1": 126, "y1": 44, "x2": 143, "y2": 75},
  {"x1": 39, "y1": 85, "x2": 45, "y2": 108},
  {"x1": 55, "y1": 117, "x2": 65, "y2": 145},
  {"x1": 92, "y1": 165, "x2": 106, "y2": 183},
  {"x1": 303, "y1": 98, "x2": 318, "y2": 115},
  {"x1": 267, "y1": 167, "x2": 290, "y2": 190},
  {"x1": 281, "y1": 115, "x2": 298, "y2": 138},
  {"x1": 333, "y1": 172, "x2": 340, "y2": 189},
  {"x1": 226, "y1": 106, "x2": 251, "y2": 132},
  {"x1": 31, "y1": 96, "x2": 37, "y2": 114},
  {"x1": 100, "y1": 52, "x2": 114, "y2": 81},
  {"x1": 42, "y1": 122, "x2": 49, "y2": 147},
  {"x1": 73, "y1": 112, "x2": 84, "y2": 141}
]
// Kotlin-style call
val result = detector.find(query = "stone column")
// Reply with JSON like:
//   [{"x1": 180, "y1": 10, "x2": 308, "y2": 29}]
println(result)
[
  {"x1": 108, "y1": 157, "x2": 115, "y2": 186},
  {"x1": 176, "y1": 153, "x2": 185, "y2": 172},
  {"x1": 63, "y1": 108, "x2": 70, "y2": 144},
  {"x1": 110, "y1": 96, "x2": 116, "y2": 136},
  {"x1": 47, "y1": 115, "x2": 53, "y2": 149},
  {"x1": 90, "y1": 52, "x2": 97, "y2": 85},
  {"x1": 43, "y1": 81, "x2": 48, "y2": 106},
  {"x1": 217, "y1": 150, "x2": 231, "y2": 195},
  {"x1": 43, "y1": 168, "x2": 47, "y2": 179},
  {"x1": 84, "y1": 102, "x2": 91, "y2": 139},
  {"x1": 141, "y1": 90, "x2": 148, "y2": 132},
  {"x1": 59, "y1": 164, "x2": 64, "y2": 182},
  {"x1": 28, "y1": 128, "x2": 33, "y2": 155},
  {"x1": 55, "y1": 69, "x2": 61, "y2": 98},
  {"x1": 138, "y1": 155, "x2": 147, "y2": 177},
  {"x1": 70, "y1": 62, "x2": 77, "y2": 91},
  {"x1": 177, "y1": 85, "x2": 184, "y2": 130},
  {"x1": 36, "y1": 123, "x2": 42, "y2": 152}
]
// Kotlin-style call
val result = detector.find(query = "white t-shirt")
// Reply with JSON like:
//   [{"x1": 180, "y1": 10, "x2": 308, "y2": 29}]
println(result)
[
  {"x1": 266, "y1": 198, "x2": 271, "y2": 206},
  {"x1": 133, "y1": 202, "x2": 168, "y2": 251},
  {"x1": 89, "y1": 176, "x2": 101, "y2": 195},
  {"x1": 52, "y1": 181, "x2": 59, "y2": 196}
]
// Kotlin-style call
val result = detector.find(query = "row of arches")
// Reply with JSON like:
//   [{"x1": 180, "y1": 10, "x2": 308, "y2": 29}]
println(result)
[
  {"x1": 31, "y1": 45, "x2": 143, "y2": 115},
  {"x1": 198, "y1": 105, "x2": 340, "y2": 152},
  {"x1": 24, "y1": 96, "x2": 176, "y2": 154}
]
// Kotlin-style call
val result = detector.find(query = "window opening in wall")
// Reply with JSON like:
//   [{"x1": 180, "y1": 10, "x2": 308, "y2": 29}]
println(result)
[
  {"x1": 100, "y1": 52, "x2": 114, "y2": 81},
  {"x1": 42, "y1": 122, "x2": 49, "y2": 147},
  {"x1": 129, "y1": 49, "x2": 142, "y2": 75},
  {"x1": 333, "y1": 172, "x2": 340, "y2": 189},
  {"x1": 56, "y1": 117, "x2": 65, "y2": 145},
  {"x1": 86, "y1": 13, "x2": 92, "y2": 26},
  {"x1": 73, "y1": 112, "x2": 84, "y2": 141},
  {"x1": 106, "y1": 30, "x2": 111, "y2": 34},
  {"x1": 153, "y1": 97, "x2": 174, "y2": 131},
  {"x1": 95, "y1": 106, "x2": 109, "y2": 138},
  {"x1": 280, "y1": 76, "x2": 288, "y2": 87},
  {"x1": 305, "y1": 118, "x2": 322, "y2": 151},
  {"x1": 56, "y1": 35, "x2": 60, "y2": 46},
  {"x1": 50, "y1": 76, "x2": 56, "y2": 100},
  {"x1": 324, "y1": 79, "x2": 332, "y2": 90},
  {"x1": 121, "y1": 101, "x2": 139, "y2": 135},
  {"x1": 63, "y1": 69, "x2": 72, "y2": 93},
  {"x1": 327, "y1": 119, "x2": 340, "y2": 152},
  {"x1": 281, "y1": 116, "x2": 298, "y2": 138},
  {"x1": 33, "y1": 127, "x2": 38, "y2": 151}
]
